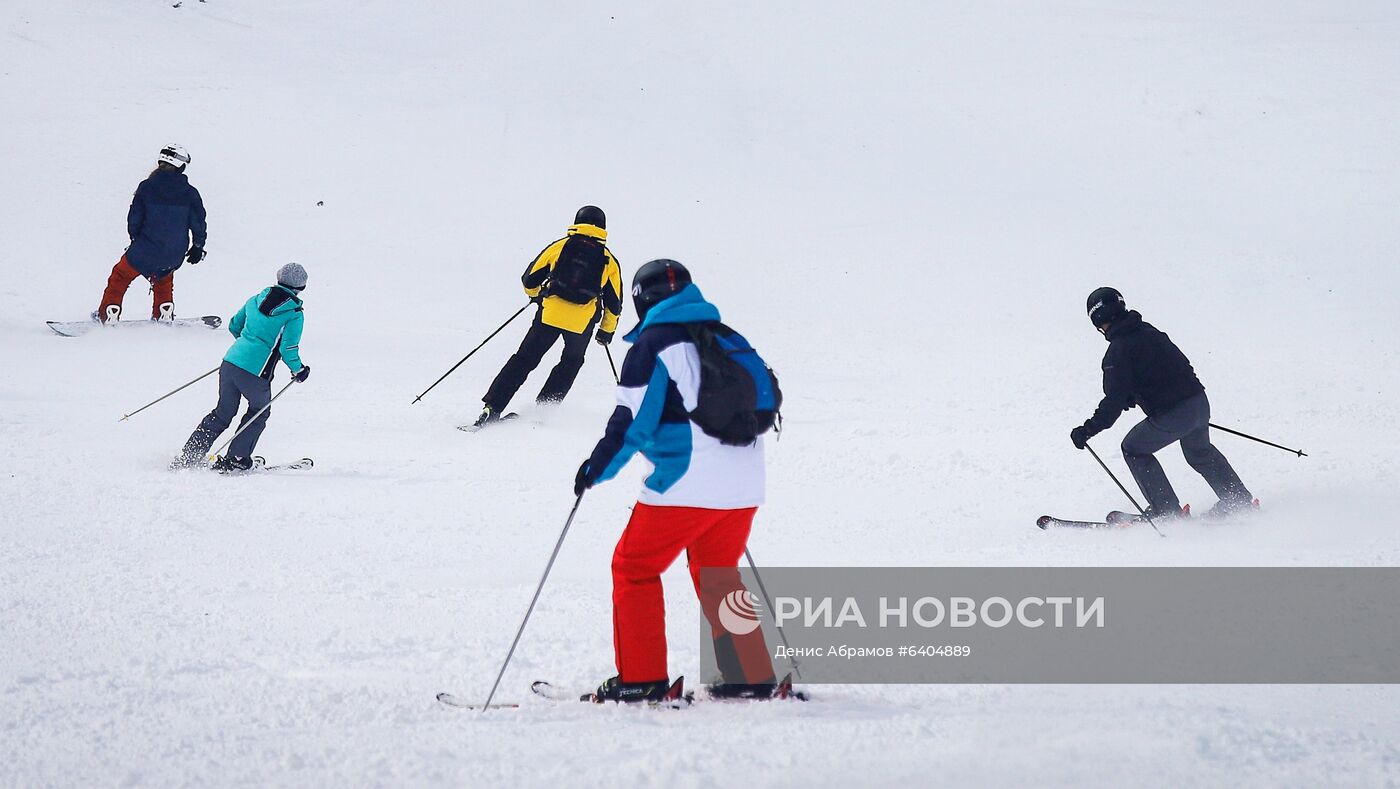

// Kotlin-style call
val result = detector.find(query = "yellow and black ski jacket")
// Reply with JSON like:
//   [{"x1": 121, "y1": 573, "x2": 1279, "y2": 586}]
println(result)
[{"x1": 521, "y1": 223, "x2": 623, "y2": 335}]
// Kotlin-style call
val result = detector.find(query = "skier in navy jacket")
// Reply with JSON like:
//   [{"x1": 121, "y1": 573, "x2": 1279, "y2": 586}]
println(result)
[
  {"x1": 1070, "y1": 287, "x2": 1254, "y2": 519},
  {"x1": 96, "y1": 145, "x2": 207, "y2": 322}
]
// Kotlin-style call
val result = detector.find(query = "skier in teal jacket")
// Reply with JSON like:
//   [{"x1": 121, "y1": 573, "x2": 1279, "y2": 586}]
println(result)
[{"x1": 174, "y1": 263, "x2": 311, "y2": 471}]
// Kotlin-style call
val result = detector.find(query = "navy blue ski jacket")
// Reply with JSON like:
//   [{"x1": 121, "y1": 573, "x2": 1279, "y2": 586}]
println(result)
[
  {"x1": 125, "y1": 169, "x2": 207, "y2": 277},
  {"x1": 1081, "y1": 310, "x2": 1206, "y2": 436}
]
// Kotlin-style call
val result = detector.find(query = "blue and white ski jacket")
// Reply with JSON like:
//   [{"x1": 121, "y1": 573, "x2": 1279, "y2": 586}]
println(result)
[{"x1": 585, "y1": 284, "x2": 765, "y2": 509}]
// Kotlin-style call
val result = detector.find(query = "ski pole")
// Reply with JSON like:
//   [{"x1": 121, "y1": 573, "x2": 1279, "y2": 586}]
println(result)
[
  {"x1": 482, "y1": 492, "x2": 584, "y2": 712},
  {"x1": 604, "y1": 345, "x2": 620, "y2": 384},
  {"x1": 1208, "y1": 423, "x2": 1307, "y2": 458},
  {"x1": 744, "y1": 548, "x2": 801, "y2": 679},
  {"x1": 209, "y1": 381, "x2": 296, "y2": 460},
  {"x1": 1085, "y1": 443, "x2": 1163, "y2": 537},
  {"x1": 412, "y1": 303, "x2": 531, "y2": 404},
  {"x1": 120, "y1": 366, "x2": 219, "y2": 422}
]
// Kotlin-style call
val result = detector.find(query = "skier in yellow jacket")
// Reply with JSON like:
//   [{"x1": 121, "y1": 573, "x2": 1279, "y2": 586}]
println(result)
[{"x1": 470, "y1": 206, "x2": 622, "y2": 429}]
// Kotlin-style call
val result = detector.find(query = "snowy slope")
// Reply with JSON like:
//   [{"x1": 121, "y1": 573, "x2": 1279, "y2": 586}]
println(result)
[{"x1": 3, "y1": 1, "x2": 1400, "y2": 786}]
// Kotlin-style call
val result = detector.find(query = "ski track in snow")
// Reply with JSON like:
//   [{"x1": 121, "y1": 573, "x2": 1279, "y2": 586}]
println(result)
[{"x1": 3, "y1": 1, "x2": 1400, "y2": 786}]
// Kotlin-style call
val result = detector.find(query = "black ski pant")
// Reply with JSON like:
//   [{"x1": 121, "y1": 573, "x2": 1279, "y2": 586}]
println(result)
[
  {"x1": 1120, "y1": 392, "x2": 1252, "y2": 513},
  {"x1": 482, "y1": 312, "x2": 593, "y2": 412},
  {"x1": 179, "y1": 361, "x2": 273, "y2": 463}
]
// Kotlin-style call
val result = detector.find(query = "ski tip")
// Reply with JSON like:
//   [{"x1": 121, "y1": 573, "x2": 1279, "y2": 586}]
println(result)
[
  {"x1": 436, "y1": 692, "x2": 519, "y2": 710},
  {"x1": 301, "y1": 457, "x2": 315, "y2": 468},
  {"x1": 1036, "y1": 515, "x2": 1052, "y2": 529}
]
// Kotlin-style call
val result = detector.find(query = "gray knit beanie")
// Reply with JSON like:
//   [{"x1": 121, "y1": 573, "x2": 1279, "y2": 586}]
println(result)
[{"x1": 277, "y1": 262, "x2": 308, "y2": 291}]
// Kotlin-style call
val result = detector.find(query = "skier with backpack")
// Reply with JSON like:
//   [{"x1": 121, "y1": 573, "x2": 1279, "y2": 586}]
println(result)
[
  {"x1": 572, "y1": 259, "x2": 785, "y2": 703},
  {"x1": 172, "y1": 263, "x2": 311, "y2": 471},
  {"x1": 1070, "y1": 287, "x2": 1255, "y2": 520},
  {"x1": 96, "y1": 145, "x2": 208, "y2": 323},
  {"x1": 469, "y1": 206, "x2": 622, "y2": 429}
]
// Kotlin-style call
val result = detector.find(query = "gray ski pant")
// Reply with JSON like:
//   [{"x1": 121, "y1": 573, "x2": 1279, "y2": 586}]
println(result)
[
  {"x1": 180, "y1": 361, "x2": 273, "y2": 462},
  {"x1": 1121, "y1": 393, "x2": 1252, "y2": 513}
]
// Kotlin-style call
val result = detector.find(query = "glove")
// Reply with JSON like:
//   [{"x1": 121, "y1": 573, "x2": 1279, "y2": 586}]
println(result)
[
  {"x1": 529, "y1": 293, "x2": 544, "y2": 305},
  {"x1": 574, "y1": 459, "x2": 598, "y2": 497},
  {"x1": 595, "y1": 329, "x2": 614, "y2": 346},
  {"x1": 293, "y1": 365, "x2": 311, "y2": 383},
  {"x1": 1070, "y1": 425, "x2": 1091, "y2": 450},
  {"x1": 186, "y1": 246, "x2": 206, "y2": 265}
]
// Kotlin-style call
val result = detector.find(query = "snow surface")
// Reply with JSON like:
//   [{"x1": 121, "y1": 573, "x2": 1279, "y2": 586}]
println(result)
[{"x1": 4, "y1": 1, "x2": 1400, "y2": 786}]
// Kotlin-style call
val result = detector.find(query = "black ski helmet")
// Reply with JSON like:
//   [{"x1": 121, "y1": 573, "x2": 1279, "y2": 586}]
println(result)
[
  {"x1": 1086, "y1": 286, "x2": 1127, "y2": 327},
  {"x1": 632, "y1": 259, "x2": 692, "y2": 320},
  {"x1": 574, "y1": 205, "x2": 606, "y2": 229}
]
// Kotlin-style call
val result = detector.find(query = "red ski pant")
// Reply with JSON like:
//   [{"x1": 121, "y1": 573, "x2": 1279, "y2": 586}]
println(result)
[
  {"x1": 100, "y1": 256, "x2": 173, "y2": 320},
  {"x1": 611, "y1": 502, "x2": 774, "y2": 685}
]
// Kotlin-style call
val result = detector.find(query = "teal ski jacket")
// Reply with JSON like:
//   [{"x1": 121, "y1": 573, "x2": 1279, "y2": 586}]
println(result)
[{"x1": 224, "y1": 286, "x2": 306, "y2": 379}]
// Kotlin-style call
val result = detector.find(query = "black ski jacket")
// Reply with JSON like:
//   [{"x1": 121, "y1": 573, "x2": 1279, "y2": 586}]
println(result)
[{"x1": 1081, "y1": 311, "x2": 1205, "y2": 436}]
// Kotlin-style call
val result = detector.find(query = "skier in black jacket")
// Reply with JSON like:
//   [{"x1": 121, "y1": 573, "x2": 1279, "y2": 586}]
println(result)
[{"x1": 1070, "y1": 287, "x2": 1253, "y2": 518}]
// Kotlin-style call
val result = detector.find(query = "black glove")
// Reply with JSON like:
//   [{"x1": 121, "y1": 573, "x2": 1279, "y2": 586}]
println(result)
[
  {"x1": 1070, "y1": 425, "x2": 1091, "y2": 450},
  {"x1": 595, "y1": 329, "x2": 614, "y2": 346},
  {"x1": 186, "y1": 246, "x2": 206, "y2": 265},
  {"x1": 529, "y1": 293, "x2": 544, "y2": 305},
  {"x1": 293, "y1": 365, "x2": 311, "y2": 383},
  {"x1": 574, "y1": 459, "x2": 598, "y2": 497}
]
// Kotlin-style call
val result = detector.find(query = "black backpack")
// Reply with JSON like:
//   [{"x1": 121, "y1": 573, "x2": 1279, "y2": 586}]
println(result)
[
  {"x1": 546, "y1": 235, "x2": 608, "y2": 304},
  {"x1": 684, "y1": 321, "x2": 782, "y2": 446}
]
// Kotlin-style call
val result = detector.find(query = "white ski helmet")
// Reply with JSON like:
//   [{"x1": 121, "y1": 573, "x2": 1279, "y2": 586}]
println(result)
[{"x1": 158, "y1": 144, "x2": 191, "y2": 169}]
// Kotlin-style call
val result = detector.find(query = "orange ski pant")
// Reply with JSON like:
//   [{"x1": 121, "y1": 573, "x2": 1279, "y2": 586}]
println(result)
[
  {"x1": 100, "y1": 256, "x2": 173, "y2": 319},
  {"x1": 611, "y1": 502, "x2": 774, "y2": 685}
]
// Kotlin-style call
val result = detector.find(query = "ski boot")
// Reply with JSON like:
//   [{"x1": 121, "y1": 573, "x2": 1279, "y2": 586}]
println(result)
[
  {"x1": 211, "y1": 454, "x2": 255, "y2": 473},
  {"x1": 473, "y1": 405, "x2": 501, "y2": 428},
  {"x1": 705, "y1": 672, "x2": 808, "y2": 701},
  {"x1": 458, "y1": 405, "x2": 502, "y2": 432},
  {"x1": 705, "y1": 681, "x2": 778, "y2": 700},
  {"x1": 1202, "y1": 498, "x2": 1260, "y2": 520},
  {"x1": 582, "y1": 676, "x2": 673, "y2": 704},
  {"x1": 154, "y1": 302, "x2": 175, "y2": 322}
]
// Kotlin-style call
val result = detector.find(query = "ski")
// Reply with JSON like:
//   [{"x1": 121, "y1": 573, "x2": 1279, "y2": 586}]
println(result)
[
  {"x1": 252, "y1": 456, "x2": 315, "y2": 471},
  {"x1": 533, "y1": 677, "x2": 693, "y2": 708},
  {"x1": 1040, "y1": 504, "x2": 1195, "y2": 529},
  {"x1": 434, "y1": 693, "x2": 519, "y2": 710},
  {"x1": 456, "y1": 412, "x2": 519, "y2": 433},
  {"x1": 529, "y1": 680, "x2": 574, "y2": 702},
  {"x1": 190, "y1": 456, "x2": 315, "y2": 474},
  {"x1": 705, "y1": 672, "x2": 809, "y2": 702},
  {"x1": 531, "y1": 674, "x2": 808, "y2": 705},
  {"x1": 1108, "y1": 504, "x2": 1189, "y2": 525},
  {"x1": 47, "y1": 315, "x2": 222, "y2": 337},
  {"x1": 1037, "y1": 515, "x2": 1120, "y2": 530}
]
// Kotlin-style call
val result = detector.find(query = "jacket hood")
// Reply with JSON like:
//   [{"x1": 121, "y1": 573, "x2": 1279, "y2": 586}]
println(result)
[
  {"x1": 623, "y1": 284, "x2": 720, "y2": 342},
  {"x1": 1104, "y1": 310, "x2": 1144, "y2": 341},
  {"x1": 566, "y1": 223, "x2": 607, "y2": 242},
  {"x1": 258, "y1": 285, "x2": 303, "y2": 317}
]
